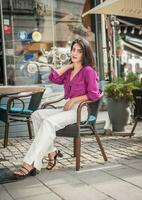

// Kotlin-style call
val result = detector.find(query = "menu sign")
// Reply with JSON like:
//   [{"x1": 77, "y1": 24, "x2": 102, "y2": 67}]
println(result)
[{"x1": 12, "y1": 0, "x2": 34, "y2": 10}]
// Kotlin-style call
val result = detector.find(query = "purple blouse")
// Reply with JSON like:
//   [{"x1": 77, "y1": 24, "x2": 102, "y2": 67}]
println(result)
[{"x1": 48, "y1": 66, "x2": 100, "y2": 100}]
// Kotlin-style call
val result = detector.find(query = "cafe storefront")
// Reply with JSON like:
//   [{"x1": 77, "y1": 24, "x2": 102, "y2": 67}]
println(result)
[
  {"x1": 0, "y1": 0, "x2": 104, "y2": 138},
  {"x1": 0, "y1": 0, "x2": 97, "y2": 86}
]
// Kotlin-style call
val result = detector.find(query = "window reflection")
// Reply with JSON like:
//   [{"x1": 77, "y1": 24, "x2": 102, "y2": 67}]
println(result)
[{"x1": 2, "y1": 0, "x2": 95, "y2": 86}]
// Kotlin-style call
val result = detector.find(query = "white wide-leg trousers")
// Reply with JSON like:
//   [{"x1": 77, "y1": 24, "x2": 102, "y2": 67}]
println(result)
[{"x1": 23, "y1": 104, "x2": 87, "y2": 171}]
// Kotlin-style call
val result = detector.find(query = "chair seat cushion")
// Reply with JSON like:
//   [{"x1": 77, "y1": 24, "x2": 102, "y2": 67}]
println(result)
[
  {"x1": 88, "y1": 115, "x2": 96, "y2": 121},
  {"x1": 56, "y1": 124, "x2": 78, "y2": 137},
  {"x1": 0, "y1": 106, "x2": 33, "y2": 113}
]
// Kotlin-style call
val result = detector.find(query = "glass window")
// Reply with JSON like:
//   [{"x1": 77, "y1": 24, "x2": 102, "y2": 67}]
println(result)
[{"x1": 2, "y1": 0, "x2": 95, "y2": 87}]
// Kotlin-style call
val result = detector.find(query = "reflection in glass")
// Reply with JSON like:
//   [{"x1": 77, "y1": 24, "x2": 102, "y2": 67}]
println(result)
[{"x1": 2, "y1": 0, "x2": 95, "y2": 86}]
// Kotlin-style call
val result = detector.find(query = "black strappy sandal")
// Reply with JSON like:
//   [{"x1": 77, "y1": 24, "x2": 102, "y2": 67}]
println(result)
[
  {"x1": 14, "y1": 166, "x2": 37, "y2": 179},
  {"x1": 46, "y1": 150, "x2": 63, "y2": 170}
]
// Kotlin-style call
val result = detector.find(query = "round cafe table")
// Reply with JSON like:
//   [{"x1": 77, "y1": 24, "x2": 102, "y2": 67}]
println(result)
[{"x1": 0, "y1": 85, "x2": 45, "y2": 94}]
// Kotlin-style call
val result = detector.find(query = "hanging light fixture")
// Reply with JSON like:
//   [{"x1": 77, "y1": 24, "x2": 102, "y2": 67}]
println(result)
[
  {"x1": 139, "y1": 27, "x2": 142, "y2": 35},
  {"x1": 131, "y1": 27, "x2": 135, "y2": 34},
  {"x1": 123, "y1": 27, "x2": 127, "y2": 34},
  {"x1": 118, "y1": 28, "x2": 121, "y2": 34}
]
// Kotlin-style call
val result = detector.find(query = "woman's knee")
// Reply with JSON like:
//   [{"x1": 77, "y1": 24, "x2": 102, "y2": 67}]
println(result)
[{"x1": 31, "y1": 110, "x2": 42, "y2": 121}]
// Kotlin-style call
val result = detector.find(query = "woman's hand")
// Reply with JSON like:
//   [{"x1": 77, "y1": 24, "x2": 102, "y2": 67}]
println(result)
[
  {"x1": 68, "y1": 63, "x2": 74, "y2": 69},
  {"x1": 55, "y1": 63, "x2": 74, "y2": 76},
  {"x1": 63, "y1": 99, "x2": 75, "y2": 111},
  {"x1": 63, "y1": 95, "x2": 88, "y2": 111}
]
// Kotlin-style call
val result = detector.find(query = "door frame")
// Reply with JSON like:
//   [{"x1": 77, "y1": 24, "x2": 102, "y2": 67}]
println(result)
[{"x1": 0, "y1": 0, "x2": 8, "y2": 85}]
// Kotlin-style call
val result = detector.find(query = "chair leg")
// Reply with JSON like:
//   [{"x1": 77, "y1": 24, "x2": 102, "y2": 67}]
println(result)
[
  {"x1": 74, "y1": 137, "x2": 81, "y2": 171},
  {"x1": 95, "y1": 134, "x2": 108, "y2": 161},
  {"x1": 4, "y1": 123, "x2": 9, "y2": 148},
  {"x1": 129, "y1": 119, "x2": 138, "y2": 138},
  {"x1": 27, "y1": 120, "x2": 32, "y2": 139},
  {"x1": 73, "y1": 138, "x2": 76, "y2": 157}
]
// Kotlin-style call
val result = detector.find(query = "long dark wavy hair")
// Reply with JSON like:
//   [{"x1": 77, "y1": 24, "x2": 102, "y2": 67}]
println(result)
[{"x1": 70, "y1": 38, "x2": 96, "y2": 68}]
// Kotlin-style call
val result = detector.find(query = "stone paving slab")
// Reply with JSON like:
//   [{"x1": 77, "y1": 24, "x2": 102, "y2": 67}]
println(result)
[
  {"x1": 1, "y1": 135, "x2": 142, "y2": 200},
  {"x1": 0, "y1": 135, "x2": 142, "y2": 172},
  {"x1": 1, "y1": 110, "x2": 142, "y2": 200},
  {"x1": 1, "y1": 110, "x2": 142, "y2": 172}
]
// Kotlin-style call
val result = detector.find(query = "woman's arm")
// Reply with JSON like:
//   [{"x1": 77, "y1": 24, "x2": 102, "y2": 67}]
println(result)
[
  {"x1": 48, "y1": 64, "x2": 74, "y2": 84},
  {"x1": 55, "y1": 63, "x2": 74, "y2": 76}
]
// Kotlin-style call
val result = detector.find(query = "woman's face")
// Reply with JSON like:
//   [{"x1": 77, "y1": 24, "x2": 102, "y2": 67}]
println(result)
[{"x1": 71, "y1": 43, "x2": 83, "y2": 64}]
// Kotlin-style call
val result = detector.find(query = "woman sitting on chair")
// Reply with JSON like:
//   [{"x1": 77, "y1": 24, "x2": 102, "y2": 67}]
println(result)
[{"x1": 14, "y1": 38, "x2": 100, "y2": 178}]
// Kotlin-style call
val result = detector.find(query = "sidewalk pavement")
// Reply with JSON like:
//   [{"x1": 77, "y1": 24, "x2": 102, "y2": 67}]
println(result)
[{"x1": 0, "y1": 111, "x2": 142, "y2": 200}]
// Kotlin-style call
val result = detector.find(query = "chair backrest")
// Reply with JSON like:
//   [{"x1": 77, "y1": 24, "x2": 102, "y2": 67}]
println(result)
[
  {"x1": 28, "y1": 89, "x2": 45, "y2": 111},
  {"x1": 132, "y1": 89, "x2": 142, "y2": 118},
  {"x1": 87, "y1": 92, "x2": 103, "y2": 120},
  {"x1": 88, "y1": 99, "x2": 101, "y2": 119}
]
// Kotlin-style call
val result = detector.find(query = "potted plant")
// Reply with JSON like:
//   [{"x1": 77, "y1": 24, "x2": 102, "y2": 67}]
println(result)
[{"x1": 105, "y1": 73, "x2": 141, "y2": 132}]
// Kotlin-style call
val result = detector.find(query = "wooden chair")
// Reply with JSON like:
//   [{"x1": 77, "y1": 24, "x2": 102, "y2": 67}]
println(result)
[
  {"x1": 41, "y1": 92, "x2": 108, "y2": 171},
  {"x1": 129, "y1": 89, "x2": 142, "y2": 137},
  {"x1": 0, "y1": 87, "x2": 45, "y2": 147}
]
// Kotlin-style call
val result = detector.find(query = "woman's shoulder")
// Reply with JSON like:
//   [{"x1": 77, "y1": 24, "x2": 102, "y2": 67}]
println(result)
[{"x1": 83, "y1": 66, "x2": 97, "y2": 74}]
